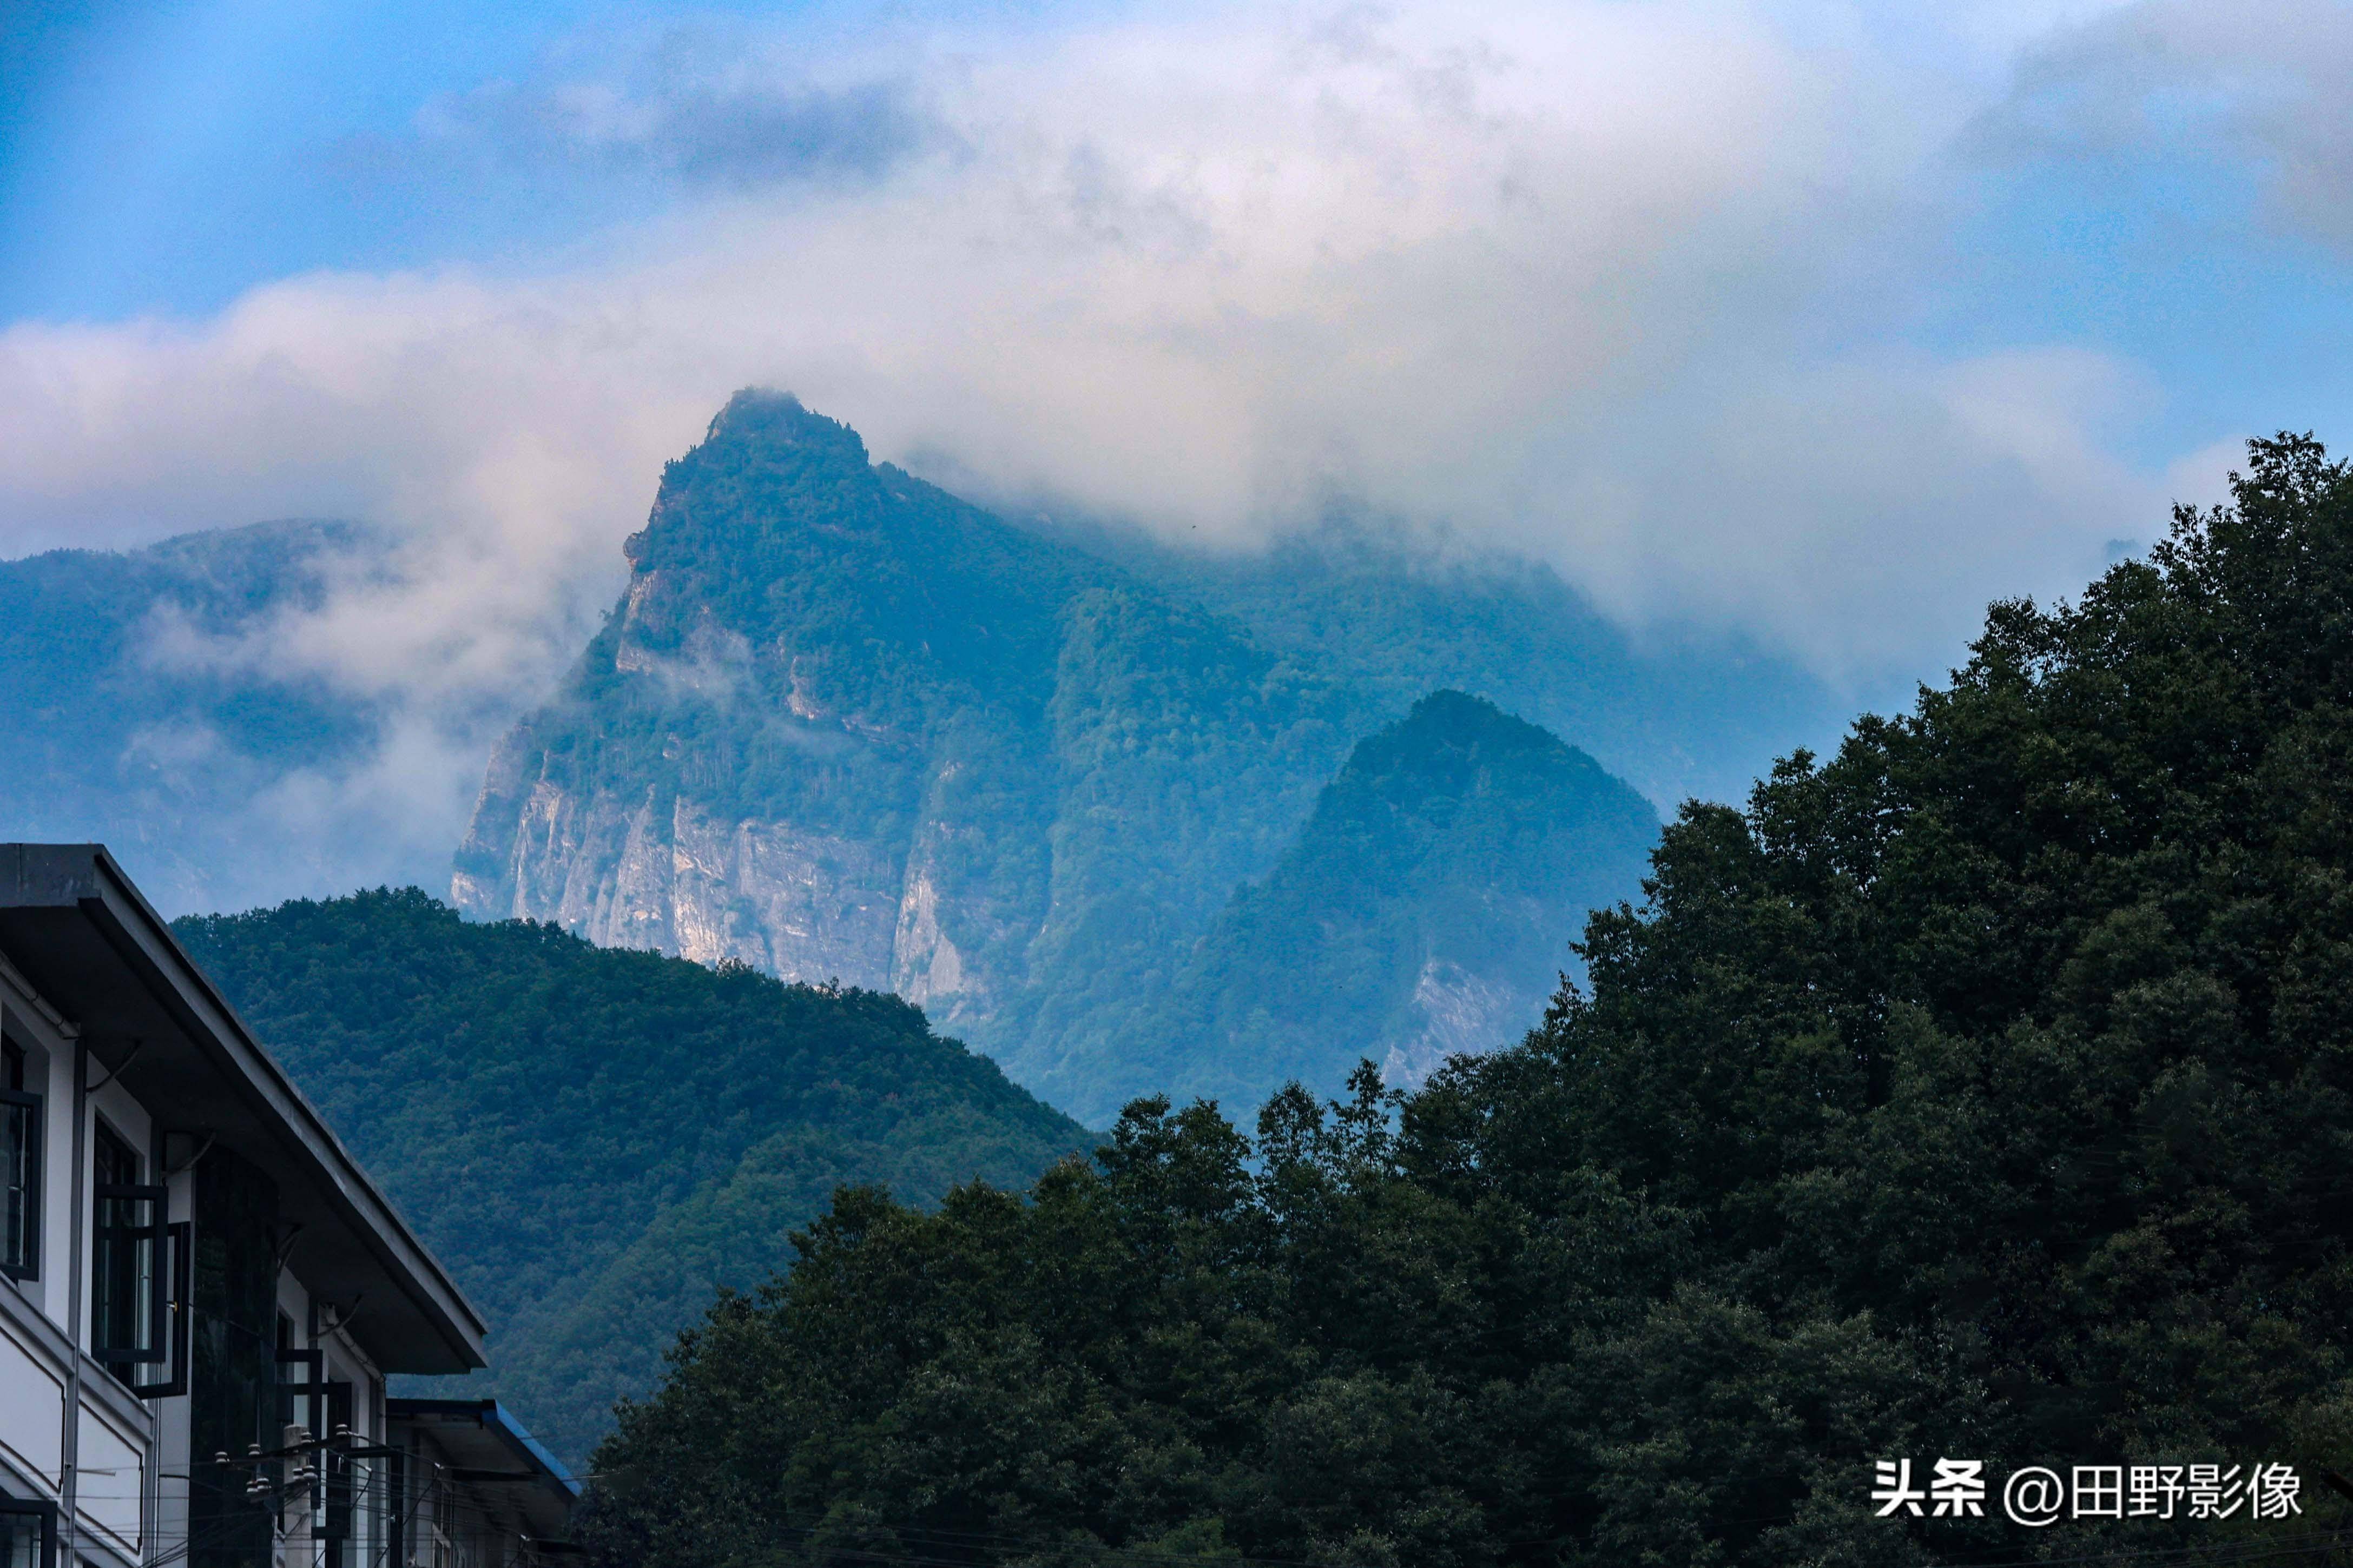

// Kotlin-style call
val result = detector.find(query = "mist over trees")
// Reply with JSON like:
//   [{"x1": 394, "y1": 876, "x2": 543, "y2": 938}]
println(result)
[{"x1": 581, "y1": 436, "x2": 2353, "y2": 1566}]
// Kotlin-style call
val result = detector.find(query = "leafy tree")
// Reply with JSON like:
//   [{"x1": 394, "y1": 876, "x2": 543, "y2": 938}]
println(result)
[{"x1": 583, "y1": 436, "x2": 2353, "y2": 1564}]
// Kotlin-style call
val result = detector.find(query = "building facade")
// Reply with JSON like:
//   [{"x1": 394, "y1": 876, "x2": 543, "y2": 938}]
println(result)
[{"x1": 0, "y1": 845, "x2": 572, "y2": 1567}]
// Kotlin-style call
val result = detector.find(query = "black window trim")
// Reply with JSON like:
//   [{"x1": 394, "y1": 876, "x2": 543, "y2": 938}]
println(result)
[
  {"x1": 0, "y1": 1082, "x2": 38, "y2": 1283},
  {"x1": 82, "y1": 1113, "x2": 194, "y2": 1399},
  {"x1": 131, "y1": 1219, "x2": 192, "y2": 1400},
  {"x1": 0, "y1": 1488, "x2": 58, "y2": 1568},
  {"x1": 3, "y1": 1029, "x2": 35, "y2": 1288},
  {"x1": 88, "y1": 1179, "x2": 189, "y2": 1398},
  {"x1": 91, "y1": 1181, "x2": 169, "y2": 1368}
]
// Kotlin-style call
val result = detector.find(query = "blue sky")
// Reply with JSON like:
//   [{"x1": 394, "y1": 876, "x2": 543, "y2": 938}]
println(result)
[
  {"x1": 3, "y1": 0, "x2": 2350, "y2": 691},
  {"x1": 1, "y1": 0, "x2": 1080, "y2": 318}
]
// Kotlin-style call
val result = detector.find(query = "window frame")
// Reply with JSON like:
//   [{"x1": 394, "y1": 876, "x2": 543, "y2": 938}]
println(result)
[
  {"x1": 91, "y1": 1180, "x2": 168, "y2": 1368},
  {"x1": 90, "y1": 1182, "x2": 189, "y2": 1398},
  {"x1": 0, "y1": 1490, "x2": 57, "y2": 1568},
  {"x1": 88, "y1": 1119, "x2": 189, "y2": 1396},
  {"x1": 0, "y1": 1081, "x2": 38, "y2": 1282},
  {"x1": 130, "y1": 1218, "x2": 191, "y2": 1399}
]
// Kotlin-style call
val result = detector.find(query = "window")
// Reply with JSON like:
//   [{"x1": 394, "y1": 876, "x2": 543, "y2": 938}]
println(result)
[
  {"x1": 0, "y1": 1491, "x2": 55, "y2": 1568},
  {"x1": 91, "y1": 1124, "x2": 157, "y2": 1364},
  {"x1": 92, "y1": 1121, "x2": 135, "y2": 1187},
  {"x1": 90, "y1": 1122, "x2": 189, "y2": 1396},
  {"x1": 279, "y1": 1312, "x2": 319, "y2": 1434},
  {"x1": 1, "y1": 1038, "x2": 37, "y2": 1281}
]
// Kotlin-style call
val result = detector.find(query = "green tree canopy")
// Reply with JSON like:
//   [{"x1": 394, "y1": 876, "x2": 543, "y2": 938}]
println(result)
[
  {"x1": 584, "y1": 436, "x2": 2353, "y2": 1566},
  {"x1": 174, "y1": 888, "x2": 1086, "y2": 1460}
]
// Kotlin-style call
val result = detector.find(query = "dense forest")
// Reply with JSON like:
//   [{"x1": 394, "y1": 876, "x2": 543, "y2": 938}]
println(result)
[
  {"x1": 173, "y1": 891, "x2": 1087, "y2": 1460},
  {"x1": 581, "y1": 435, "x2": 2353, "y2": 1566},
  {"x1": 1136, "y1": 690, "x2": 1656, "y2": 1104}
]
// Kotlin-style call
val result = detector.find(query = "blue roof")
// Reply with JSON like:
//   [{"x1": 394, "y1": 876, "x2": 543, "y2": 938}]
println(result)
[
  {"x1": 486, "y1": 1401, "x2": 582, "y2": 1497},
  {"x1": 386, "y1": 1396, "x2": 583, "y2": 1498}
]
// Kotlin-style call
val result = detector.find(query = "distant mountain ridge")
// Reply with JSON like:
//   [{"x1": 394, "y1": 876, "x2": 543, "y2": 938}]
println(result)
[
  {"x1": 0, "y1": 520, "x2": 413, "y2": 913},
  {"x1": 454, "y1": 392, "x2": 1660, "y2": 1121},
  {"x1": 1035, "y1": 513, "x2": 1851, "y2": 813},
  {"x1": 3, "y1": 404, "x2": 1842, "y2": 946}
]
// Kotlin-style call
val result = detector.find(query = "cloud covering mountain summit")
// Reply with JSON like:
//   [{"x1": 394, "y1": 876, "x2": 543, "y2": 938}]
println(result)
[{"x1": 0, "y1": 0, "x2": 2272, "y2": 688}]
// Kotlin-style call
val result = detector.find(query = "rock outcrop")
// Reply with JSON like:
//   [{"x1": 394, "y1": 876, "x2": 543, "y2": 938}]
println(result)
[
  {"x1": 452, "y1": 392, "x2": 1359, "y2": 1107},
  {"x1": 454, "y1": 393, "x2": 1659, "y2": 1122}
]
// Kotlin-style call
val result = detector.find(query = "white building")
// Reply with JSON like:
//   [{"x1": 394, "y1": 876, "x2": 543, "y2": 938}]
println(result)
[{"x1": 0, "y1": 845, "x2": 575, "y2": 1567}]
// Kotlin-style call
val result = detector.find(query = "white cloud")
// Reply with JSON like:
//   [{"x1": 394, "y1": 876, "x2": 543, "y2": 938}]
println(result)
[
  {"x1": 1981, "y1": 0, "x2": 2353, "y2": 250},
  {"x1": 0, "y1": 0, "x2": 2226, "y2": 718}
]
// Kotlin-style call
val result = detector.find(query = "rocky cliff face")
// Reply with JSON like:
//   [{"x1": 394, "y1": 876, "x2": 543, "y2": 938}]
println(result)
[
  {"x1": 453, "y1": 392, "x2": 1361, "y2": 1102},
  {"x1": 457, "y1": 393, "x2": 1662, "y2": 1122},
  {"x1": 469, "y1": 773, "x2": 906, "y2": 981},
  {"x1": 1387, "y1": 956, "x2": 1523, "y2": 1090},
  {"x1": 457, "y1": 757, "x2": 1007, "y2": 1024}
]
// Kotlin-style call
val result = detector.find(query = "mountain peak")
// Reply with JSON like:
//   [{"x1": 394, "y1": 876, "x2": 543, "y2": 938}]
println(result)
[
  {"x1": 702, "y1": 387, "x2": 866, "y2": 460},
  {"x1": 1131, "y1": 693, "x2": 1660, "y2": 1108},
  {"x1": 1399, "y1": 687, "x2": 1542, "y2": 743},
  {"x1": 626, "y1": 390, "x2": 881, "y2": 569},
  {"x1": 1345, "y1": 687, "x2": 1606, "y2": 824},
  {"x1": 454, "y1": 393, "x2": 1659, "y2": 1128}
]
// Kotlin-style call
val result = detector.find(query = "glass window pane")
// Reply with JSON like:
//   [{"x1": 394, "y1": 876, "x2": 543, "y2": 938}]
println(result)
[
  {"x1": 0, "y1": 1505, "x2": 49, "y2": 1568},
  {"x1": 92, "y1": 1170, "x2": 163, "y2": 1364},
  {"x1": 1, "y1": 1095, "x2": 32, "y2": 1276},
  {"x1": 94, "y1": 1198, "x2": 130, "y2": 1354}
]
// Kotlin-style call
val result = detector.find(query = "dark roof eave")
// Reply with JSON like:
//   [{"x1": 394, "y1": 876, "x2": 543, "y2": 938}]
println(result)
[
  {"x1": 0, "y1": 845, "x2": 487, "y2": 1372},
  {"x1": 387, "y1": 1398, "x2": 582, "y2": 1497}
]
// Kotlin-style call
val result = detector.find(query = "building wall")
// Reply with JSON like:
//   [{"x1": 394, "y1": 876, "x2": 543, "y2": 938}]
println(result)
[
  {"x1": 0, "y1": 955, "x2": 153, "y2": 1568},
  {"x1": 0, "y1": 856, "x2": 498, "y2": 1568},
  {"x1": 0, "y1": 954, "x2": 403, "y2": 1568},
  {"x1": 0, "y1": 1288, "x2": 67, "y2": 1506}
]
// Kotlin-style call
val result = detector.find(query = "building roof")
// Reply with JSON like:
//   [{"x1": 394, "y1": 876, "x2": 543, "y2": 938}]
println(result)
[
  {"x1": 388, "y1": 1398, "x2": 581, "y2": 1545},
  {"x1": 0, "y1": 844, "x2": 487, "y2": 1374}
]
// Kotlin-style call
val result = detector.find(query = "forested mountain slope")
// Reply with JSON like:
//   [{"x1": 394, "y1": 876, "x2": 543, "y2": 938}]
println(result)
[
  {"x1": 455, "y1": 391, "x2": 1663, "y2": 1121},
  {"x1": 1043, "y1": 514, "x2": 1850, "y2": 812},
  {"x1": 0, "y1": 521, "x2": 417, "y2": 912},
  {"x1": 585, "y1": 436, "x2": 2353, "y2": 1566},
  {"x1": 1128, "y1": 690, "x2": 1658, "y2": 1112},
  {"x1": 173, "y1": 888, "x2": 1086, "y2": 1462},
  {"x1": 0, "y1": 408, "x2": 1838, "y2": 938}
]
